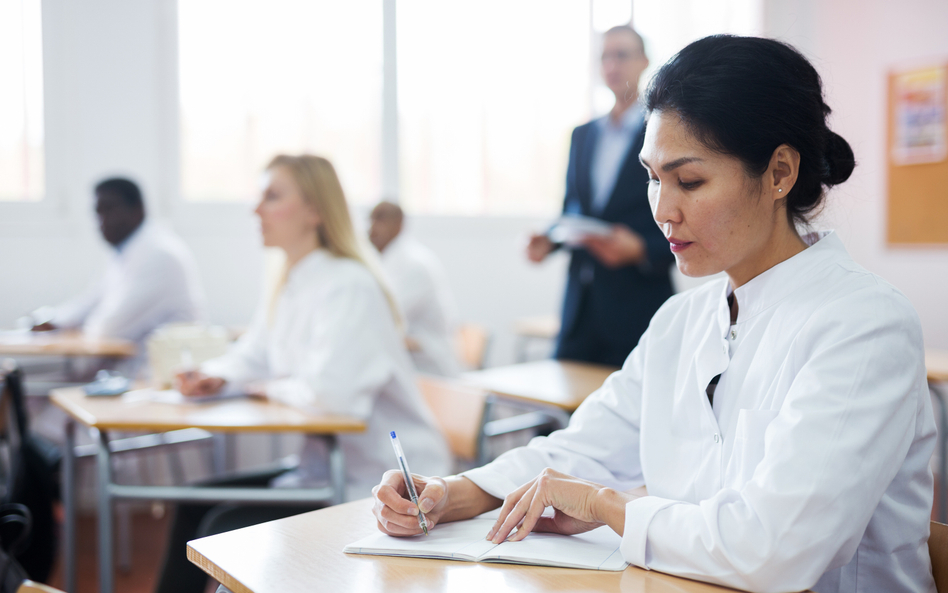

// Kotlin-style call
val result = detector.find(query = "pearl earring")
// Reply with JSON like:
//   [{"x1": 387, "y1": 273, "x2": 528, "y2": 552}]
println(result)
[{"x1": 778, "y1": 189, "x2": 783, "y2": 193}]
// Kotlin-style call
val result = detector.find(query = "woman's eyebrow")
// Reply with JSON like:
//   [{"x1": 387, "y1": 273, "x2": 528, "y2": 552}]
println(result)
[{"x1": 639, "y1": 155, "x2": 704, "y2": 172}]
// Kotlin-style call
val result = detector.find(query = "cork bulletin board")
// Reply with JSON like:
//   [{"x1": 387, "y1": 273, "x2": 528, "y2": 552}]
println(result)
[{"x1": 887, "y1": 62, "x2": 948, "y2": 245}]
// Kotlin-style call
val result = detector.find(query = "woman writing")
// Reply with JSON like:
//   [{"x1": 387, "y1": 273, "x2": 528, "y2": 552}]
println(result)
[
  {"x1": 158, "y1": 154, "x2": 449, "y2": 593},
  {"x1": 370, "y1": 36, "x2": 935, "y2": 593}
]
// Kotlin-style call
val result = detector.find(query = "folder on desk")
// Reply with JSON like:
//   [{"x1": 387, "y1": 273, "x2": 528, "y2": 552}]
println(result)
[{"x1": 344, "y1": 518, "x2": 627, "y2": 571}]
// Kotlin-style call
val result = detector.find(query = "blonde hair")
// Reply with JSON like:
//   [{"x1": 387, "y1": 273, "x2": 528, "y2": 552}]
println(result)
[{"x1": 266, "y1": 154, "x2": 401, "y2": 327}]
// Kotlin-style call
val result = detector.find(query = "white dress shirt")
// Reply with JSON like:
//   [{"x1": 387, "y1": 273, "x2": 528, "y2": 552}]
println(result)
[
  {"x1": 202, "y1": 249, "x2": 451, "y2": 500},
  {"x1": 590, "y1": 103, "x2": 643, "y2": 214},
  {"x1": 463, "y1": 231, "x2": 936, "y2": 593},
  {"x1": 53, "y1": 221, "x2": 206, "y2": 356},
  {"x1": 380, "y1": 234, "x2": 461, "y2": 377}
]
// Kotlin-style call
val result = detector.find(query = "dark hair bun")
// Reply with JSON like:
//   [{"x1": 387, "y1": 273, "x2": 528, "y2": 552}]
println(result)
[
  {"x1": 645, "y1": 35, "x2": 856, "y2": 225},
  {"x1": 823, "y1": 130, "x2": 855, "y2": 186}
]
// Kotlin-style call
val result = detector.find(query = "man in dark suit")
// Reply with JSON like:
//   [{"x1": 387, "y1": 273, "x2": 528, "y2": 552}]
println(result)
[{"x1": 527, "y1": 25, "x2": 674, "y2": 367}]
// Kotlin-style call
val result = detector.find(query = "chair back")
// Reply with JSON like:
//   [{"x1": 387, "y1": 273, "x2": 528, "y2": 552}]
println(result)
[
  {"x1": 455, "y1": 323, "x2": 491, "y2": 370},
  {"x1": 18, "y1": 581, "x2": 66, "y2": 593},
  {"x1": 932, "y1": 521, "x2": 948, "y2": 592},
  {"x1": 416, "y1": 376, "x2": 487, "y2": 462}
]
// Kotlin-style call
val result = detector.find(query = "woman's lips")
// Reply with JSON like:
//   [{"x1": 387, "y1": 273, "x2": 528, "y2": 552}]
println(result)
[{"x1": 668, "y1": 238, "x2": 693, "y2": 253}]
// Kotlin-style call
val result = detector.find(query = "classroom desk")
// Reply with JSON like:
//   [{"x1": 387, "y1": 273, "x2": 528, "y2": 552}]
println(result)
[
  {"x1": 188, "y1": 497, "x2": 745, "y2": 593},
  {"x1": 463, "y1": 359, "x2": 618, "y2": 412},
  {"x1": 512, "y1": 315, "x2": 560, "y2": 362},
  {"x1": 462, "y1": 360, "x2": 618, "y2": 465},
  {"x1": 51, "y1": 387, "x2": 366, "y2": 593},
  {"x1": 0, "y1": 330, "x2": 135, "y2": 358}
]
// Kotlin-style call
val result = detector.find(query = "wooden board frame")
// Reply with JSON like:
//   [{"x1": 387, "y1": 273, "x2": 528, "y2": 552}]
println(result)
[{"x1": 887, "y1": 62, "x2": 948, "y2": 246}]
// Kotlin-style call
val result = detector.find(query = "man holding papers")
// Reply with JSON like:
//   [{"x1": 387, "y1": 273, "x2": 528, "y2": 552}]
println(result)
[{"x1": 526, "y1": 25, "x2": 673, "y2": 367}]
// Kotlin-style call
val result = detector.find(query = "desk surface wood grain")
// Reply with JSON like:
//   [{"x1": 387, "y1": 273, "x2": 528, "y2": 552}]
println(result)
[
  {"x1": 188, "y1": 497, "x2": 747, "y2": 593},
  {"x1": 0, "y1": 330, "x2": 135, "y2": 358},
  {"x1": 50, "y1": 387, "x2": 366, "y2": 433},
  {"x1": 463, "y1": 359, "x2": 618, "y2": 411}
]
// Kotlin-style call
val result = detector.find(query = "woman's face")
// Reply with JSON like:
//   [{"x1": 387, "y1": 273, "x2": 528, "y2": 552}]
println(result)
[
  {"x1": 254, "y1": 165, "x2": 321, "y2": 250},
  {"x1": 639, "y1": 110, "x2": 792, "y2": 287}
]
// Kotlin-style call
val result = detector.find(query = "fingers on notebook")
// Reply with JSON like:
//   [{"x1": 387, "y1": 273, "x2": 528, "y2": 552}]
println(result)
[{"x1": 489, "y1": 482, "x2": 534, "y2": 543}]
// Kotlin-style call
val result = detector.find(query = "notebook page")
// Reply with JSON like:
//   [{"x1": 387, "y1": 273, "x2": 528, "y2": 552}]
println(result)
[
  {"x1": 482, "y1": 525, "x2": 627, "y2": 571},
  {"x1": 344, "y1": 519, "x2": 498, "y2": 561}
]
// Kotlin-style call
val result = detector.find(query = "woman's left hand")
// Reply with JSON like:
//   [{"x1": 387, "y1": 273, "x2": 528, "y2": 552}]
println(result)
[{"x1": 487, "y1": 468, "x2": 634, "y2": 544}]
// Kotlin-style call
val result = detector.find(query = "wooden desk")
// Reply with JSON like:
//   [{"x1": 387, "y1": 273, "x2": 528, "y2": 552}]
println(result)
[
  {"x1": 0, "y1": 330, "x2": 135, "y2": 358},
  {"x1": 463, "y1": 359, "x2": 618, "y2": 412},
  {"x1": 188, "y1": 498, "x2": 739, "y2": 593},
  {"x1": 52, "y1": 387, "x2": 366, "y2": 593},
  {"x1": 51, "y1": 388, "x2": 364, "y2": 434},
  {"x1": 511, "y1": 315, "x2": 560, "y2": 363},
  {"x1": 512, "y1": 315, "x2": 560, "y2": 340},
  {"x1": 927, "y1": 349, "x2": 948, "y2": 383}
]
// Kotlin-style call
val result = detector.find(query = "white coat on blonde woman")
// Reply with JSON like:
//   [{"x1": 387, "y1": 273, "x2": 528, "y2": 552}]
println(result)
[
  {"x1": 203, "y1": 248, "x2": 450, "y2": 499},
  {"x1": 177, "y1": 155, "x2": 449, "y2": 500}
]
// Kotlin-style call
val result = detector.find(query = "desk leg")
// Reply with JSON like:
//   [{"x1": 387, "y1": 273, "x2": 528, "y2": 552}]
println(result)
[
  {"x1": 328, "y1": 435, "x2": 346, "y2": 505},
  {"x1": 63, "y1": 419, "x2": 76, "y2": 593},
  {"x1": 95, "y1": 429, "x2": 114, "y2": 593},
  {"x1": 476, "y1": 395, "x2": 496, "y2": 467}
]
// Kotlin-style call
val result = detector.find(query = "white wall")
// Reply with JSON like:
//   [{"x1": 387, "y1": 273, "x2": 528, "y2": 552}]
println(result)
[
  {"x1": 764, "y1": 0, "x2": 948, "y2": 348},
  {"x1": 0, "y1": 0, "x2": 568, "y2": 368},
  {"x1": 2, "y1": 0, "x2": 947, "y2": 368}
]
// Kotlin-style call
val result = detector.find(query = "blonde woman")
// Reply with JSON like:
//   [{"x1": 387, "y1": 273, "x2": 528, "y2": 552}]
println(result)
[{"x1": 156, "y1": 155, "x2": 450, "y2": 593}]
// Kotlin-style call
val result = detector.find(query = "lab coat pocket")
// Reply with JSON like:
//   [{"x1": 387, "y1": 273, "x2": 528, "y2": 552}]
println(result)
[{"x1": 727, "y1": 409, "x2": 780, "y2": 487}]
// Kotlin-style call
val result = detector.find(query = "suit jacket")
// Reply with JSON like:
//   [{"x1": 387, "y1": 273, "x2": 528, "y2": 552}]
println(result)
[{"x1": 555, "y1": 116, "x2": 674, "y2": 365}]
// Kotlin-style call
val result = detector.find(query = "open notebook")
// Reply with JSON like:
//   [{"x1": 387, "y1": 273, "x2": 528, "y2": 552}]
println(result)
[{"x1": 344, "y1": 518, "x2": 627, "y2": 571}]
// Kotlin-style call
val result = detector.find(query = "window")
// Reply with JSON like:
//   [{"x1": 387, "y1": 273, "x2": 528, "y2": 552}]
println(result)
[
  {"x1": 177, "y1": 0, "x2": 761, "y2": 214},
  {"x1": 397, "y1": 0, "x2": 594, "y2": 216},
  {"x1": 0, "y1": 0, "x2": 44, "y2": 202},
  {"x1": 634, "y1": 0, "x2": 762, "y2": 89},
  {"x1": 178, "y1": 0, "x2": 383, "y2": 204}
]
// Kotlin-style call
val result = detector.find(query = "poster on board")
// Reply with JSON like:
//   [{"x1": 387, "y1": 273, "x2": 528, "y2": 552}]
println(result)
[{"x1": 892, "y1": 65, "x2": 947, "y2": 166}]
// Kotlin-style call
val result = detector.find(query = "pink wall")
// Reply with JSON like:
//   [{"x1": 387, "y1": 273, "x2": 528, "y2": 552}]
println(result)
[{"x1": 766, "y1": 0, "x2": 948, "y2": 347}]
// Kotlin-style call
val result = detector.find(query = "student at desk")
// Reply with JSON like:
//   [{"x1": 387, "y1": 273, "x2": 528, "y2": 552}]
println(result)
[
  {"x1": 33, "y1": 177, "x2": 205, "y2": 374},
  {"x1": 156, "y1": 155, "x2": 450, "y2": 593},
  {"x1": 371, "y1": 36, "x2": 936, "y2": 593}
]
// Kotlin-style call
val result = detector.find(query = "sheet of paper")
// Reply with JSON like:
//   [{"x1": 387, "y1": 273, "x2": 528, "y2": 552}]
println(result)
[
  {"x1": 485, "y1": 525, "x2": 626, "y2": 571},
  {"x1": 119, "y1": 388, "x2": 240, "y2": 404},
  {"x1": 548, "y1": 215, "x2": 613, "y2": 246},
  {"x1": 344, "y1": 519, "x2": 497, "y2": 561},
  {"x1": 345, "y1": 519, "x2": 627, "y2": 571}
]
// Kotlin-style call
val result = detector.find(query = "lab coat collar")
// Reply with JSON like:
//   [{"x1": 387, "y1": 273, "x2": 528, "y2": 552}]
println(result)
[
  {"x1": 731, "y1": 230, "x2": 842, "y2": 323},
  {"x1": 380, "y1": 233, "x2": 407, "y2": 260},
  {"x1": 285, "y1": 248, "x2": 332, "y2": 288},
  {"x1": 114, "y1": 220, "x2": 148, "y2": 254}
]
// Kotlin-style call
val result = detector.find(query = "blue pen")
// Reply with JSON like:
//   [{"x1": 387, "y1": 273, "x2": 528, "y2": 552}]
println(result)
[{"x1": 390, "y1": 430, "x2": 429, "y2": 535}]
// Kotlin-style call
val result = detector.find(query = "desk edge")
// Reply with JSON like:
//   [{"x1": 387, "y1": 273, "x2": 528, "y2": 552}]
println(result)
[{"x1": 187, "y1": 542, "x2": 254, "y2": 593}]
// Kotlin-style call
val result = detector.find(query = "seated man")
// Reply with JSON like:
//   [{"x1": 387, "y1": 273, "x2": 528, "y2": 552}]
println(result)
[
  {"x1": 369, "y1": 201, "x2": 460, "y2": 376},
  {"x1": 34, "y1": 177, "x2": 206, "y2": 374}
]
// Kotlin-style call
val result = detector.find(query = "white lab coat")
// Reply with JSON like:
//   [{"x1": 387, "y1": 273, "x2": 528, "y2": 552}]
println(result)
[
  {"x1": 202, "y1": 249, "x2": 451, "y2": 500},
  {"x1": 463, "y1": 231, "x2": 936, "y2": 593},
  {"x1": 380, "y1": 234, "x2": 461, "y2": 376},
  {"x1": 52, "y1": 222, "x2": 206, "y2": 362}
]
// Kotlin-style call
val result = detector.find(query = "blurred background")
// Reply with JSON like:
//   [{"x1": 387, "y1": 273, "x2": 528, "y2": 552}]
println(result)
[{"x1": 0, "y1": 0, "x2": 946, "y2": 362}]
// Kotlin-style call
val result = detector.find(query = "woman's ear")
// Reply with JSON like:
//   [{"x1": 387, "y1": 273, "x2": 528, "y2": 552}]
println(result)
[{"x1": 769, "y1": 144, "x2": 800, "y2": 201}]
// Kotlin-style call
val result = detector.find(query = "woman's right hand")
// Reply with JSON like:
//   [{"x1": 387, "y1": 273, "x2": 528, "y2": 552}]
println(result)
[
  {"x1": 175, "y1": 371, "x2": 226, "y2": 397},
  {"x1": 372, "y1": 470, "x2": 449, "y2": 536}
]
